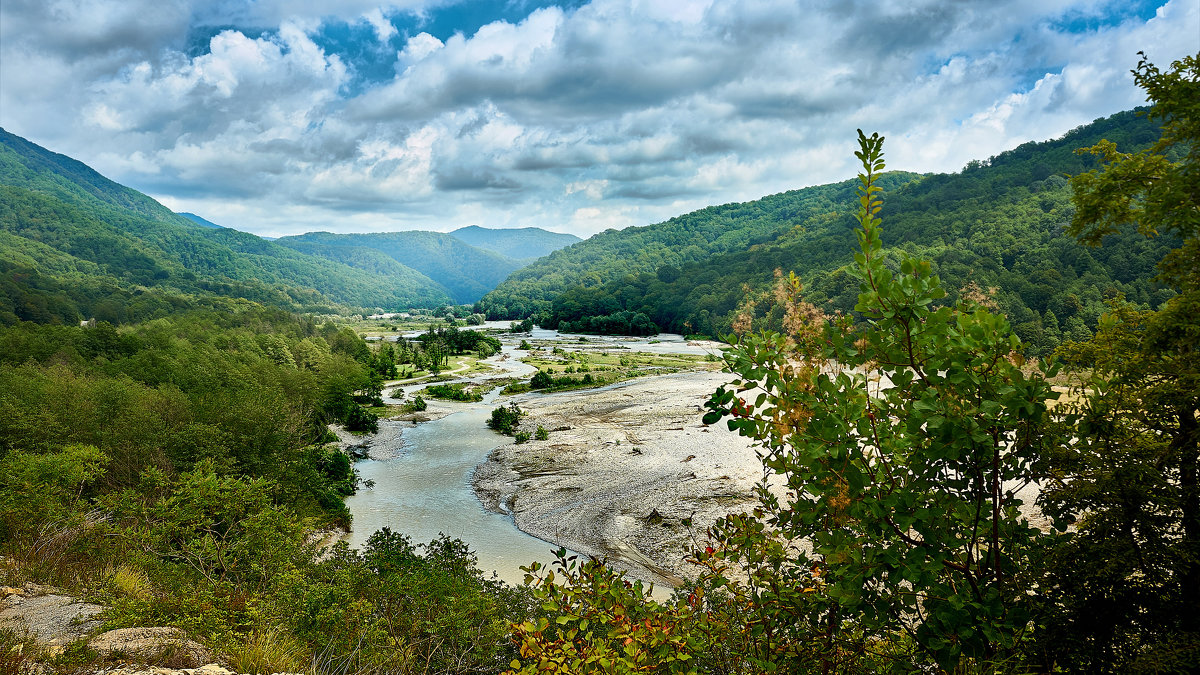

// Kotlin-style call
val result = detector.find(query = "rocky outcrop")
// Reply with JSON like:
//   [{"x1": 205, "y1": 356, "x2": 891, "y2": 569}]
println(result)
[
  {"x1": 0, "y1": 583, "x2": 297, "y2": 675},
  {"x1": 92, "y1": 666, "x2": 242, "y2": 675},
  {"x1": 88, "y1": 627, "x2": 213, "y2": 668},
  {"x1": 0, "y1": 582, "x2": 103, "y2": 651}
]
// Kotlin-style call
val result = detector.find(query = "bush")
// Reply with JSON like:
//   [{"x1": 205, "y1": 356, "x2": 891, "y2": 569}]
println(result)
[
  {"x1": 535, "y1": 425, "x2": 549, "y2": 441},
  {"x1": 400, "y1": 395, "x2": 428, "y2": 413},
  {"x1": 529, "y1": 370, "x2": 553, "y2": 389},
  {"x1": 424, "y1": 383, "x2": 483, "y2": 402},
  {"x1": 514, "y1": 431, "x2": 531, "y2": 444},
  {"x1": 343, "y1": 404, "x2": 378, "y2": 434},
  {"x1": 486, "y1": 403, "x2": 523, "y2": 435}
]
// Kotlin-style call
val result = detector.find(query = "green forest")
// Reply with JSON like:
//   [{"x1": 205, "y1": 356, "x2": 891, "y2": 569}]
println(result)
[
  {"x1": 0, "y1": 52, "x2": 1196, "y2": 674},
  {"x1": 483, "y1": 108, "x2": 1174, "y2": 356}
]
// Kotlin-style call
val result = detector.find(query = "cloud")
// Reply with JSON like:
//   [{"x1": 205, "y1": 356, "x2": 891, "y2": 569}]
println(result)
[{"x1": 1, "y1": 0, "x2": 1196, "y2": 239}]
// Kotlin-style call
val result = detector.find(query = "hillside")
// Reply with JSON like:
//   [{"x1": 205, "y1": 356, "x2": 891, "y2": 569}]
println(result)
[
  {"x1": 0, "y1": 129, "x2": 454, "y2": 323},
  {"x1": 485, "y1": 109, "x2": 1173, "y2": 354},
  {"x1": 276, "y1": 230, "x2": 526, "y2": 304},
  {"x1": 478, "y1": 171, "x2": 923, "y2": 319},
  {"x1": 449, "y1": 225, "x2": 581, "y2": 261}
]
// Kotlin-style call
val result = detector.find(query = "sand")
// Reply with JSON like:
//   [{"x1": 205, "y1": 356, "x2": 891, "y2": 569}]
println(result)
[{"x1": 473, "y1": 370, "x2": 768, "y2": 585}]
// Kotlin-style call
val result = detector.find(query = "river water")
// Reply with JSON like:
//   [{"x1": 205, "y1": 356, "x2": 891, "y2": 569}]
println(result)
[
  {"x1": 342, "y1": 334, "x2": 724, "y2": 587},
  {"x1": 343, "y1": 345, "x2": 575, "y2": 586}
]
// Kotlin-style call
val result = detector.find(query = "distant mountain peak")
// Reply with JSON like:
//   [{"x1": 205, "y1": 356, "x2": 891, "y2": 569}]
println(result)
[{"x1": 448, "y1": 225, "x2": 581, "y2": 261}]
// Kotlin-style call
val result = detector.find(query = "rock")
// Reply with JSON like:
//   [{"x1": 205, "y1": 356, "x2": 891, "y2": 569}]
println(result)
[
  {"x1": 89, "y1": 627, "x2": 213, "y2": 667},
  {"x1": 90, "y1": 664, "x2": 304, "y2": 674},
  {"x1": 92, "y1": 666, "x2": 236, "y2": 675},
  {"x1": 0, "y1": 593, "x2": 102, "y2": 646}
]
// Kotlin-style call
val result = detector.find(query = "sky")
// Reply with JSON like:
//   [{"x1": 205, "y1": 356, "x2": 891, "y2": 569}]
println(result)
[{"x1": 1, "y1": 1, "x2": 1197, "y2": 239}]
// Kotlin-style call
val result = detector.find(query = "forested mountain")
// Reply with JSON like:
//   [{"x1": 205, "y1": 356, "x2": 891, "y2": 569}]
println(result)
[
  {"x1": 449, "y1": 225, "x2": 581, "y2": 261},
  {"x1": 478, "y1": 171, "x2": 923, "y2": 319},
  {"x1": 484, "y1": 109, "x2": 1173, "y2": 354},
  {"x1": 276, "y1": 230, "x2": 527, "y2": 304},
  {"x1": 0, "y1": 129, "x2": 454, "y2": 324}
]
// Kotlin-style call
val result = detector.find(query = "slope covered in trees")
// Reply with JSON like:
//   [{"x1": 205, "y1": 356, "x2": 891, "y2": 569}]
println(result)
[
  {"x1": 276, "y1": 230, "x2": 528, "y2": 304},
  {"x1": 0, "y1": 129, "x2": 454, "y2": 321},
  {"x1": 485, "y1": 109, "x2": 1172, "y2": 354},
  {"x1": 449, "y1": 224, "x2": 581, "y2": 261},
  {"x1": 479, "y1": 171, "x2": 923, "y2": 319}
]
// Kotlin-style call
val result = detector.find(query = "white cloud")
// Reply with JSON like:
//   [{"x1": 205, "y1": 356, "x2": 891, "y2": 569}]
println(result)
[
  {"x1": 362, "y1": 8, "x2": 399, "y2": 42},
  {"x1": 1, "y1": 0, "x2": 1197, "y2": 239}
]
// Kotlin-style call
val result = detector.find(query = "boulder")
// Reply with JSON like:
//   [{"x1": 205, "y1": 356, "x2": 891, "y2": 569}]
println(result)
[
  {"x1": 0, "y1": 592, "x2": 102, "y2": 647},
  {"x1": 89, "y1": 627, "x2": 214, "y2": 667}
]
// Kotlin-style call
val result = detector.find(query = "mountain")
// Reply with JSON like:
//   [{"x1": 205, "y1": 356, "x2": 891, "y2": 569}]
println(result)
[
  {"x1": 448, "y1": 225, "x2": 581, "y2": 261},
  {"x1": 276, "y1": 231, "x2": 526, "y2": 304},
  {"x1": 178, "y1": 212, "x2": 223, "y2": 229},
  {"x1": 478, "y1": 171, "x2": 923, "y2": 318},
  {"x1": 0, "y1": 128, "x2": 453, "y2": 324},
  {"x1": 482, "y1": 109, "x2": 1172, "y2": 355}
]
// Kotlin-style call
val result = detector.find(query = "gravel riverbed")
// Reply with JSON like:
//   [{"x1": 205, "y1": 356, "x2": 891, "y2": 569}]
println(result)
[{"x1": 473, "y1": 370, "x2": 768, "y2": 586}]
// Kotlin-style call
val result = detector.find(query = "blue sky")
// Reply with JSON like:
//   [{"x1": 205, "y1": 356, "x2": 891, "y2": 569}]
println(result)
[{"x1": 1, "y1": 0, "x2": 1196, "y2": 238}]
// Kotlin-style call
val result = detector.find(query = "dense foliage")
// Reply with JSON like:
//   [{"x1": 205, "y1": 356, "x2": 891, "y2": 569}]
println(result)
[
  {"x1": 486, "y1": 110, "x2": 1172, "y2": 353},
  {"x1": 1033, "y1": 52, "x2": 1200, "y2": 672},
  {"x1": 487, "y1": 403, "x2": 525, "y2": 436},
  {"x1": 0, "y1": 306, "x2": 531, "y2": 671},
  {"x1": 553, "y1": 310, "x2": 660, "y2": 336}
]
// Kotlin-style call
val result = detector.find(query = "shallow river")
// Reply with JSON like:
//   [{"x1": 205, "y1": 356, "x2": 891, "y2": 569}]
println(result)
[
  {"x1": 343, "y1": 334, "x2": 723, "y2": 588},
  {"x1": 343, "y1": 351, "x2": 570, "y2": 586}
]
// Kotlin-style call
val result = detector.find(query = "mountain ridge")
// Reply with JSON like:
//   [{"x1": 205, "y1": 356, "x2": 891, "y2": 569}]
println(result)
[
  {"x1": 448, "y1": 225, "x2": 582, "y2": 261},
  {"x1": 0, "y1": 129, "x2": 455, "y2": 322},
  {"x1": 276, "y1": 230, "x2": 528, "y2": 304},
  {"x1": 481, "y1": 108, "x2": 1172, "y2": 355}
]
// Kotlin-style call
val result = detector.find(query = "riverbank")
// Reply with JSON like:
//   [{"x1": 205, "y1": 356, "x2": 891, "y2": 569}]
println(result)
[{"x1": 473, "y1": 370, "x2": 765, "y2": 586}]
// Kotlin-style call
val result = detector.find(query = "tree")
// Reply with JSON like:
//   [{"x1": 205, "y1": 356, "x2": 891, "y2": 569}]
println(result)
[
  {"x1": 1034, "y1": 52, "x2": 1200, "y2": 671},
  {"x1": 700, "y1": 130, "x2": 1063, "y2": 671}
]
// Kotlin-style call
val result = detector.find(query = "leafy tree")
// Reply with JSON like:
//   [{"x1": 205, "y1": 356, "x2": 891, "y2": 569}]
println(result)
[
  {"x1": 1035, "y1": 52, "x2": 1200, "y2": 672},
  {"x1": 530, "y1": 370, "x2": 554, "y2": 389},
  {"x1": 487, "y1": 403, "x2": 524, "y2": 436},
  {"x1": 699, "y1": 131, "x2": 1063, "y2": 670}
]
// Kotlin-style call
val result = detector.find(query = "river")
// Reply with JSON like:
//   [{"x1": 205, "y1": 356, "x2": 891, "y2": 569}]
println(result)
[
  {"x1": 343, "y1": 343, "x2": 578, "y2": 586},
  {"x1": 342, "y1": 334, "x2": 724, "y2": 590}
]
